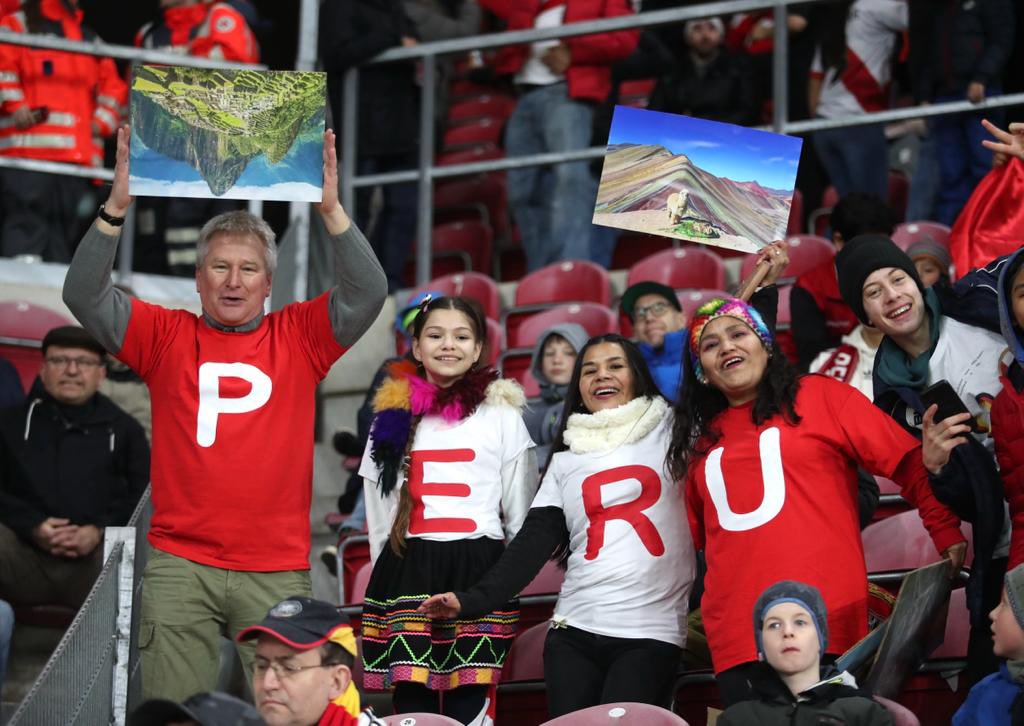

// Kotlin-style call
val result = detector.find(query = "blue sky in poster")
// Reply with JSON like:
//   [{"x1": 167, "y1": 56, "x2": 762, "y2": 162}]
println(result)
[{"x1": 606, "y1": 106, "x2": 803, "y2": 191}]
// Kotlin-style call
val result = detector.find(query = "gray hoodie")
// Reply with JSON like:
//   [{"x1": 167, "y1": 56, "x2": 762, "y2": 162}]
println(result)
[{"x1": 522, "y1": 323, "x2": 588, "y2": 469}]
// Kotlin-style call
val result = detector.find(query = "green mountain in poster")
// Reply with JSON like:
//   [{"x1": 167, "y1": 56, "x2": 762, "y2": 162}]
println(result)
[{"x1": 130, "y1": 65, "x2": 325, "y2": 198}]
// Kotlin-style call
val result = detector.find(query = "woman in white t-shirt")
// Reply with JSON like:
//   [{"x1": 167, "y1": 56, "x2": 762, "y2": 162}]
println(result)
[
  {"x1": 359, "y1": 295, "x2": 538, "y2": 724},
  {"x1": 420, "y1": 333, "x2": 696, "y2": 718}
]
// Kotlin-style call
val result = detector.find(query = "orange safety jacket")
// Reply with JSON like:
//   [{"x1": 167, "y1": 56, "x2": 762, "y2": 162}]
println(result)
[
  {"x1": 0, "y1": 0, "x2": 126, "y2": 166},
  {"x1": 134, "y1": 2, "x2": 259, "y2": 63}
]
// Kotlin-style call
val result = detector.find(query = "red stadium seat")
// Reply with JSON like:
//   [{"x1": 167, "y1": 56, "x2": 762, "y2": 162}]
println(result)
[
  {"x1": 497, "y1": 621, "x2": 551, "y2": 725},
  {"x1": 516, "y1": 260, "x2": 612, "y2": 307},
  {"x1": 402, "y1": 221, "x2": 494, "y2": 287},
  {"x1": 873, "y1": 476, "x2": 912, "y2": 523},
  {"x1": 626, "y1": 247, "x2": 726, "y2": 291},
  {"x1": 505, "y1": 261, "x2": 612, "y2": 343},
  {"x1": 618, "y1": 78, "x2": 657, "y2": 108},
  {"x1": 874, "y1": 696, "x2": 920, "y2": 726},
  {"x1": 381, "y1": 714, "x2": 463, "y2": 725},
  {"x1": 433, "y1": 174, "x2": 509, "y2": 239},
  {"x1": 485, "y1": 317, "x2": 504, "y2": 367},
  {"x1": 349, "y1": 561, "x2": 372, "y2": 605},
  {"x1": 337, "y1": 534, "x2": 370, "y2": 606},
  {"x1": 447, "y1": 95, "x2": 516, "y2": 125},
  {"x1": 888, "y1": 170, "x2": 909, "y2": 223},
  {"x1": 0, "y1": 300, "x2": 73, "y2": 391},
  {"x1": 787, "y1": 187, "x2": 805, "y2": 235},
  {"x1": 409, "y1": 272, "x2": 502, "y2": 321},
  {"x1": 501, "y1": 354, "x2": 540, "y2": 398},
  {"x1": 436, "y1": 143, "x2": 505, "y2": 169},
  {"x1": 443, "y1": 118, "x2": 504, "y2": 150},
  {"x1": 541, "y1": 703, "x2": 689, "y2": 725},
  {"x1": 502, "y1": 621, "x2": 548, "y2": 683},
  {"x1": 739, "y1": 235, "x2": 834, "y2": 284},
  {"x1": 508, "y1": 302, "x2": 618, "y2": 350},
  {"x1": 519, "y1": 560, "x2": 565, "y2": 630},
  {"x1": 809, "y1": 185, "x2": 840, "y2": 237},
  {"x1": 862, "y1": 510, "x2": 974, "y2": 578},
  {"x1": 677, "y1": 289, "x2": 732, "y2": 321},
  {"x1": 891, "y1": 221, "x2": 952, "y2": 252},
  {"x1": 449, "y1": 78, "x2": 501, "y2": 100},
  {"x1": 610, "y1": 233, "x2": 676, "y2": 271}
]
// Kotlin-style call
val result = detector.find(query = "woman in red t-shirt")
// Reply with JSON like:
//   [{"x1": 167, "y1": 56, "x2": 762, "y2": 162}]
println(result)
[{"x1": 666, "y1": 297, "x2": 968, "y2": 707}]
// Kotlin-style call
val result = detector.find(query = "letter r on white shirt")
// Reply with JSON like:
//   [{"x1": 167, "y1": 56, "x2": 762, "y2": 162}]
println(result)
[
  {"x1": 705, "y1": 427, "x2": 786, "y2": 531},
  {"x1": 196, "y1": 362, "x2": 272, "y2": 447}
]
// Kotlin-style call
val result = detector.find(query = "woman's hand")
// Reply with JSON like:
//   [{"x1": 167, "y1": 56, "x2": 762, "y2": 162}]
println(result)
[
  {"x1": 921, "y1": 404, "x2": 972, "y2": 475},
  {"x1": 982, "y1": 119, "x2": 1024, "y2": 167},
  {"x1": 737, "y1": 240, "x2": 789, "y2": 300},
  {"x1": 943, "y1": 541, "x2": 968, "y2": 578},
  {"x1": 417, "y1": 592, "x2": 462, "y2": 619}
]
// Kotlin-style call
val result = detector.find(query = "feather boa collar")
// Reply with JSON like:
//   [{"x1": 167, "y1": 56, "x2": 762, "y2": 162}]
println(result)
[
  {"x1": 368, "y1": 359, "x2": 524, "y2": 495},
  {"x1": 563, "y1": 396, "x2": 668, "y2": 455}
]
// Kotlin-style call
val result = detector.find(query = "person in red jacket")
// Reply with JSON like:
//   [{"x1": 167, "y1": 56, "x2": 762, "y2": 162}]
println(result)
[
  {"x1": 0, "y1": 0, "x2": 126, "y2": 262},
  {"x1": 993, "y1": 246, "x2": 1024, "y2": 569},
  {"x1": 133, "y1": 0, "x2": 261, "y2": 276},
  {"x1": 479, "y1": 0, "x2": 638, "y2": 271}
]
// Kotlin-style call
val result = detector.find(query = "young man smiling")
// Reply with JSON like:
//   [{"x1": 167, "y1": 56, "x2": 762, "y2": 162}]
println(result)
[
  {"x1": 837, "y1": 233, "x2": 1010, "y2": 679},
  {"x1": 62, "y1": 127, "x2": 388, "y2": 701}
]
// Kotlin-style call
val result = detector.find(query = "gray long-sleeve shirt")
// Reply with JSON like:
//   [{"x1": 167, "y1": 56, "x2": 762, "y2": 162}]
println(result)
[{"x1": 63, "y1": 219, "x2": 387, "y2": 354}]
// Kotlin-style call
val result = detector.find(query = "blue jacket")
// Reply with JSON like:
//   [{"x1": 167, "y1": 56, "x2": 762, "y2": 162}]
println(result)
[
  {"x1": 954, "y1": 663, "x2": 1024, "y2": 725},
  {"x1": 638, "y1": 328, "x2": 687, "y2": 403}
]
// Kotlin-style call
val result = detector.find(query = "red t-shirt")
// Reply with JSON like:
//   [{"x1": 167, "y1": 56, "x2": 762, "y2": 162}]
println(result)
[
  {"x1": 117, "y1": 294, "x2": 345, "y2": 571},
  {"x1": 686, "y1": 375, "x2": 963, "y2": 673}
]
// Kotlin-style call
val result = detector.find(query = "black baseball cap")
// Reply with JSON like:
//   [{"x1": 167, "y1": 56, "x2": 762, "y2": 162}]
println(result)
[
  {"x1": 128, "y1": 691, "x2": 264, "y2": 726},
  {"x1": 619, "y1": 281, "x2": 682, "y2": 319},
  {"x1": 236, "y1": 596, "x2": 349, "y2": 650}
]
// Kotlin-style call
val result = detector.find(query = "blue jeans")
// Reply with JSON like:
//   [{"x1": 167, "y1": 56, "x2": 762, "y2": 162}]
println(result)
[
  {"x1": 932, "y1": 91, "x2": 1003, "y2": 226},
  {"x1": 813, "y1": 122, "x2": 889, "y2": 198},
  {"x1": 356, "y1": 154, "x2": 418, "y2": 293},
  {"x1": 907, "y1": 131, "x2": 939, "y2": 222},
  {"x1": 505, "y1": 83, "x2": 598, "y2": 271},
  {"x1": 0, "y1": 598, "x2": 13, "y2": 692}
]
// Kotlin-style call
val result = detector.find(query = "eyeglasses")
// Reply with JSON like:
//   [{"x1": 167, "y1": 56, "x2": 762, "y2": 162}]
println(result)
[
  {"x1": 44, "y1": 356, "x2": 103, "y2": 369},
  {"x1": 633, "y1": 302, "x2": 672, "y2": 321},
  {"x1": 253, "y1": 659, "x2": 331, "y2": 680}
]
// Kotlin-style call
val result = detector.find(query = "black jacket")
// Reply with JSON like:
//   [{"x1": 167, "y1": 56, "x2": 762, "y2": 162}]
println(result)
[
  {"x1": 908, "y1": 0, "x2": 1015, "y2": 100},
  {"x1": 0, "y1": 379, "x2": 150, "y2": 544},
  {"x1": 648, "y1": 49, "x2": 758, "y2": 126},
  {"x1": 718, "y1": 665, "x2": 893, "y2": 726},
  {"x1": 320, "y1": 0, "x2": 421, "y2": 158}
]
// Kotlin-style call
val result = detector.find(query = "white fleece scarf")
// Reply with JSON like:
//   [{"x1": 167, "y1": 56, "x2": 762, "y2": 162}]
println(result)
[{"x1": 563, "y1": 396, "x2": 669, "y2": 455}]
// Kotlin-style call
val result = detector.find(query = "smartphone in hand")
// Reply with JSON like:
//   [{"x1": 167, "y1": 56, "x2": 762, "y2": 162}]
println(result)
[{"x1": 920, "y1": 380, "x2": 975, "y2": 431}]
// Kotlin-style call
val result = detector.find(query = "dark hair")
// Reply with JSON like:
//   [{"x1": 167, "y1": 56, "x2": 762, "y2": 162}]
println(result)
[
  {"x1": 817, "y1": 0, "x2": 855, "y2": 75},
  {"x1": 543, "y1": 334, "x2": 663, "y2": 565},
  {"x1": 319, "y1": 641, "x2": 354, "y2": 669},
  {"x1": 667, "y1": 341, "x2": 802, "y2": 482},
  {"x1": 831, "y1": 193, "x2": 895, "y2": 244},
  {"x1": 41, "y1": 325, "x2": 106, "y2": 358},
  {"x1": 389, "y1": 295, "x2": 489, "y2": 556}
]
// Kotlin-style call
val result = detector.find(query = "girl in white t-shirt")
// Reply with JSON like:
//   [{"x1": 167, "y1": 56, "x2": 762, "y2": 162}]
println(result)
[
  {"x1": 420, "y1": 333, "x2": 696, "y2": 718},
  {"x1": 359, "y1": 296, "x2": 538, "y2": 724}
]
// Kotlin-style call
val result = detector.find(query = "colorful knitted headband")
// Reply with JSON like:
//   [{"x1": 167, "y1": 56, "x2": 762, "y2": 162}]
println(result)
[{"x1": 688, "y1": 297, "x2": 773, "y2": 383}]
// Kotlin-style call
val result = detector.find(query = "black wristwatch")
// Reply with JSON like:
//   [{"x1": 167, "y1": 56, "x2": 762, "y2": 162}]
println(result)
[{"x1": 97, "y1": 204, "x2": 125, "y2": 227}]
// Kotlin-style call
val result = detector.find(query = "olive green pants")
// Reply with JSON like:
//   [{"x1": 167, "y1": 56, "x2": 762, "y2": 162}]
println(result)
[{"x1": 139, "y1": 548, "x2": 312, "y2": 702}]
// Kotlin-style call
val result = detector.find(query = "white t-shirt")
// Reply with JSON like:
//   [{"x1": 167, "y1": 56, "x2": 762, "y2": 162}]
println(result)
[
  {"x1": 533, "y1": 414, "x2": 695, "y2": 646},
  {"x1": 514, "y1": 2, "x2": 567, "y2": 86},
  {"x1": 361, "y1": 402, "x2": 537, "y2": 561},
  {"x1": 812, "y1": 0, "x2": 907, "y2": 119}
]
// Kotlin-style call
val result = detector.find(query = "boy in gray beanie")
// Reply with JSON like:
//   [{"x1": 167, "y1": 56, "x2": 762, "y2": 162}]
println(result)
[
  {"x1": 954, "y1": 563, "x2": 1024, "y2": 725},
  {"x1": 719, "y1": 580, "x2": 892, "y2": 725}
]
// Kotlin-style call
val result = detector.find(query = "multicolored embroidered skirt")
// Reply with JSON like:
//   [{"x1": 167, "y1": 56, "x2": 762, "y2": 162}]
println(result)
[{"x1": 361, "y1": 537, "x2": 519, "y2": 691}]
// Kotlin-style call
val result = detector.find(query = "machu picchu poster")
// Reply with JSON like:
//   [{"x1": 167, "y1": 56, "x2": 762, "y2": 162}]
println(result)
[
  {"x1": 129, "y1": 65, "x2": 326, "y2": 203},
  {"x1": 592, "y1": 106, "x2": 803, "y2": 254}
]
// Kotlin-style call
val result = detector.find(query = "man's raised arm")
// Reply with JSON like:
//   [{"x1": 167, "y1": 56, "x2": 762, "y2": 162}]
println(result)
[
  {"x1": 62, "y1": 125, "x2": 134, "y2": 354},
  {"x1": 318, "y1": 129, "x2": 388, "y2": 348}
]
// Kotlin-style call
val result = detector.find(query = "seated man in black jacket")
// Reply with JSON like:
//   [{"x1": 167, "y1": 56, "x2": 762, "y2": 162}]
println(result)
[
  {"x1": 648, "y1": 16, "x2": 758, "y2": 126},
  {"x1": 0, "y1": 325, "x2": 149, "y2": 609}
]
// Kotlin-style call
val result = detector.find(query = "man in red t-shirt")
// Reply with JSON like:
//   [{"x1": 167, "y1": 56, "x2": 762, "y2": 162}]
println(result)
[
  {"x1": 790, "y1": 193, "x2": 894, "y2": 369},
  {"x1": 62, "y1": 127, "x2": 388, "y2": 700}
]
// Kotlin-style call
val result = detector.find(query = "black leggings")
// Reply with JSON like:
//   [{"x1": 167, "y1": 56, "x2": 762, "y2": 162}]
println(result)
[
  {"x1": 542, "y1": 625, "x2": 682, "y2": 718},
  {"x1": 392, "y1": 682, "x2": 489, "y2": 725}
]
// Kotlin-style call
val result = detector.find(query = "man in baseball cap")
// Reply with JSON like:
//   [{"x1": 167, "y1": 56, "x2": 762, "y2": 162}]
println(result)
[{"x1": 237, "y1": 596, "x2": 375, "y2": 726}]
